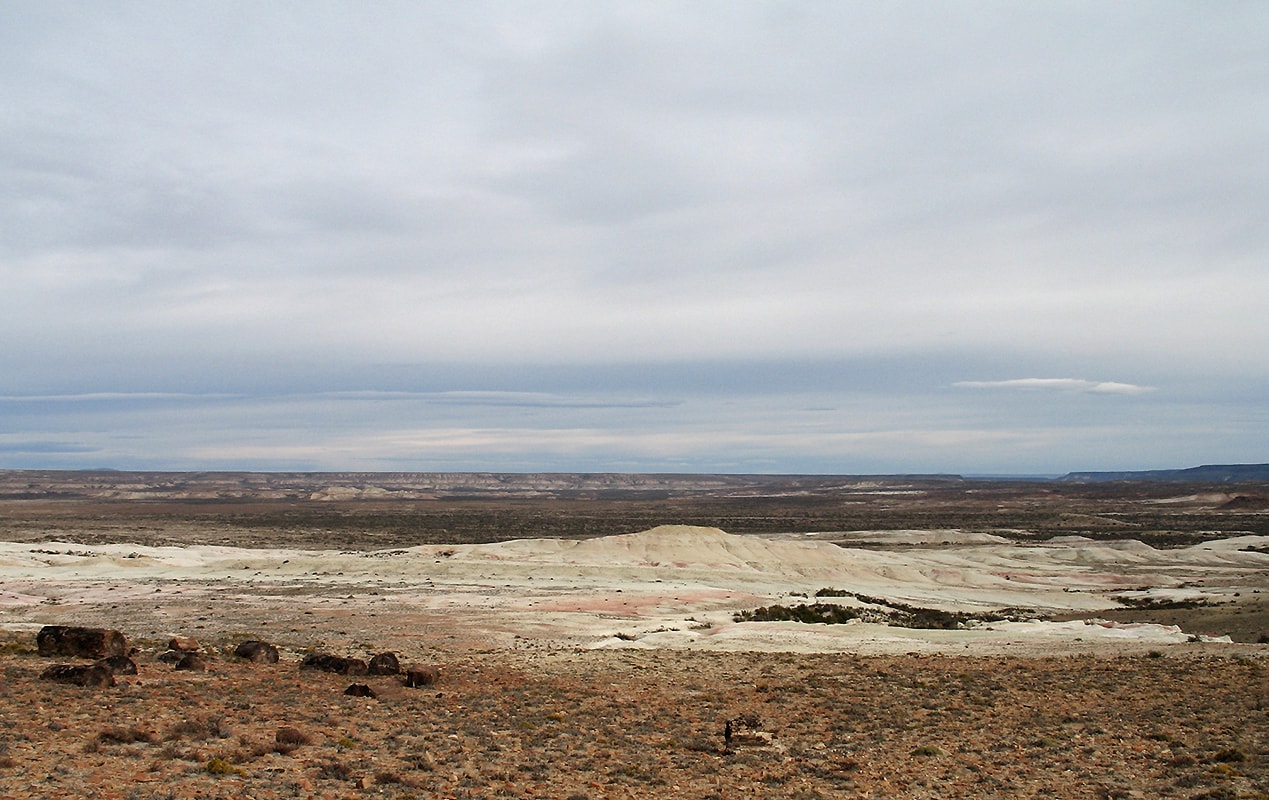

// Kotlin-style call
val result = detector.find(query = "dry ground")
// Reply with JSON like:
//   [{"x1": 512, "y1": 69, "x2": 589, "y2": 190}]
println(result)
[
  {"x1": 2, "y1": 472, "x2": 1269, "y2": 798},
  {"x1": 1, "y1": 636, "x2": 1266, "y2": 800}
]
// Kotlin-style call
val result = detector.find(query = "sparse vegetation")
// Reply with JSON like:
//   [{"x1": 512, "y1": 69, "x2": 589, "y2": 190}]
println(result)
[
  {"x1": 734, "y1": 603, "x2": 858, "y2": 624},
  {"x1": 1115, "y1": 595, "x2": 1212, "y2": 610},
  {"x1": 750, "y1": 590, "x2": 1023, "y2": 629},
  {"x1": 0, "y1": 636, "x2": 1267, "y2": 797},
  {"x1": 5, "y1": 471, "x2": 1268, "y2": 549},
  {"x1": 205, "y1": 757, "x2": 244, "y2": 776}
]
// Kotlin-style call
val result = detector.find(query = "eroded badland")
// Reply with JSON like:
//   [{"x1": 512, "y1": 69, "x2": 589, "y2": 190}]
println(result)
[{"x1": 0, "y1": 471, "x2": 1266, "y2": 798}]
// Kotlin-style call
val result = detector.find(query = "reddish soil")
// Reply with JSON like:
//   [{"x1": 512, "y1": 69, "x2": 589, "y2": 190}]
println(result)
[{"x1": 0, "y1": 636, "x2": 1265, "y2": 800}]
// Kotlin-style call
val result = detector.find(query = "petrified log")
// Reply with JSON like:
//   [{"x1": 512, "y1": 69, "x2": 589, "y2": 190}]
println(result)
[
  {"x1": 233, "y1": 640, "x2": 280, "y2": 663},
  {"x1": 168, "y1": 636, "x2": 200, "y2": 652},
  {"x1": 367, "y1": 652, "x2": 400, "y2": 675},
  {"x1": 343, "y1": 683, "x2": 376, "y2": 698},
  {"x1": 174, "y1": 653, "x2": 206, "y2": 672},
  {"x1": 36, "y1": 626, "x2": 127, "y2": 659},
  {"x1": 404, "y1": 666, "x2": 439, "y2": 688},
  {"x1": 95, "y1": 655, "x2": 138, "y2": 675},
  {"x1": 300, "y1": 653, "x2": 368, "y2": 676},
  {"x1": 40, "y1": 663, "x2": 116, "y2": 688}
]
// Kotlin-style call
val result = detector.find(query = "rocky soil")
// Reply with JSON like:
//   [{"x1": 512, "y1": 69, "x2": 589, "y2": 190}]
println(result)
[
  {"x1": 2, "y1": 473, "x2": 1268, "y2": 798},
  {"x1": 0, "y1": 633, "x2": 1265, "y2": 800}
]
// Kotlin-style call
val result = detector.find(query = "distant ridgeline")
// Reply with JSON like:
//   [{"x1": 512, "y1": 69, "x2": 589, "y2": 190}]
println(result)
[{"x1": 1060, "y1": 464, "x2": 1269, "y2": 483}]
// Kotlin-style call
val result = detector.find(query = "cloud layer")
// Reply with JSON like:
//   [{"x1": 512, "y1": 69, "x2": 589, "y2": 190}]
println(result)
[
  {"x1": 954, "y1": 379, "x2": 1156, "y2": 396},
  {"x1": 1, "y1": 3, "x2": 1266, "y2": 473}
]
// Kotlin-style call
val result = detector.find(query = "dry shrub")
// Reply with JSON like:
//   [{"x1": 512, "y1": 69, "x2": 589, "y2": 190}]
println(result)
[
  {"x1": 97, "y1": 726, "x2": 159, "y2": 745},
  {"x1": 167, "y1": 715, "x2": 229, "y2": 741},
  {"x1": 274, "y1": 726, "x2": 312, "y2": 754},
  {"x1": 315, "y1": 759, "x2": 353, "y2": 781},
  {"x1": 205, "y1": 757, "x2": 244, "y2": 776},
  {"x1": 375, "y1": 770, "x2": 419, "y2": 787}
]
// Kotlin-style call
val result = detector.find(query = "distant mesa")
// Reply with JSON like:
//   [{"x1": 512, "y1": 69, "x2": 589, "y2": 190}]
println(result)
[{"x1": 1060, "y1": 464, "x2": 1269, "y2": 483}]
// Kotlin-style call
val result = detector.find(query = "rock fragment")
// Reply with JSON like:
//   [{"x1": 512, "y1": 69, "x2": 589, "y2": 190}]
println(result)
[
  {"x1": 168, "y1": 636, "x2": 200, "y2": 652},
  {"x1": 234, "y1": 640, "x2": 280, "y2": 663},
  {"x1": 39, "y1": 663, "x2": 116, "y2": 688},
  {"x1": 404, "y1": 666, "x2": 439, "y2": 688},
  {"x1": 95, "y1": 655, "x2": 138, "y2": 675},
  {"x1": 300, "y1": 653, "x2": 368, "y2": 675},
  {"x1": 36, "y1": 626, "x2": 127, "y2": 659},
  {"x1": 174, "y1": 653, "x2": 206, "y2": 672},
  {"x1": 368, "y1": 652, "x2": 400, "y2": 675}
]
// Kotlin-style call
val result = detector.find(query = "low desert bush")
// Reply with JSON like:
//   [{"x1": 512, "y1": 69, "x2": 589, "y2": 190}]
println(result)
[
  {"x1": 205, "y1": 757, "x2": 244, "y2": 776},
  {"x1": 274, "y1": 726, "x2": 312, "y2": 754},
  {"x1": 167, "y1": 715, "x2": 229, "y2": 741},
  {"x1": 94, "y1": 726, "x2": 159, "y2": 746},
  {"x1": 734, "y1": 603, "x2": 858, "y2": 624},
  {"x1": 1212, "y1": 747, "x2": 1247, "y2": 763},
  {"x1": 315, "y1": 759, "x2": 354, "y2": 781}
]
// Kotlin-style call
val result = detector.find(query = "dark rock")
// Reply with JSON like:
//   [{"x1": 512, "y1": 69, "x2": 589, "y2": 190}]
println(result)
[
  {"x1": 39, "y1": 663, "x2": 116, "y2": 688},
  {"x1": 233, "y1": 640, "x2": 280, "y2": 663},
  {"x1": 36, "y1": 626, "x2": 127, "y2": 659},
  {"x1": 156, "y1": 650, "x2": 185, "y2": 664},
  {"x1": 404, "y1": 666, "x2": 439, "y2": 688},
  {"x1": 94, "y1": 655, "x2": 138, "y2": 675},
  {"x1": 300, "y1": 653, "x2": 368, "y2": 676},
  {"x1": 174, "y1": 653, "x2": 206, "y2": 672},
  {"x1": 343, "y1": 683, "x2": 376, "y2": 698},
  {"x1": 367, "y1": 652, "x2": 400, "y2": 675}
]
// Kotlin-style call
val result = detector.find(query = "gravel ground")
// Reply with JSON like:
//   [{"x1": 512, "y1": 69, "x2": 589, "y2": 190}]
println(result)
[{"x1": 1, "y1": 635, "x2": 1266, "y2": 800}]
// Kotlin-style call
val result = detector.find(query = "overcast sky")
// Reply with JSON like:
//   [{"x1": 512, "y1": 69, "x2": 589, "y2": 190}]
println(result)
[{"x1": 2, "y1": 2, "x2": 1266, "y2": 475}]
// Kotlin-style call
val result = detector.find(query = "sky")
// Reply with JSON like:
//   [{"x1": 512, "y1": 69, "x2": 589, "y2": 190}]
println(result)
[{"x1": 2, "y1": 2, "x2": 1267, "y2": 476}]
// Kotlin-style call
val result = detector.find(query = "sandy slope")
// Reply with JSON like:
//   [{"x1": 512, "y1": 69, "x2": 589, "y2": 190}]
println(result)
[{"x1": 1, "y1": 525, "x2": 1267, "y2": 655}]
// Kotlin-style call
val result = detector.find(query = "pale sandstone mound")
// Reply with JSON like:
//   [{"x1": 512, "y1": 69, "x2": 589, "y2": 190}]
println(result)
[
  {"x1": 476, "y1": 524, "x2": 864, "y2": 579},
  {"x1": 561, "y1": 525, "x2": 853, "y2": 569}
]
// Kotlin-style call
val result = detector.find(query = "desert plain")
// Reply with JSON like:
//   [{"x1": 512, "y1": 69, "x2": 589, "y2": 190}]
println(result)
[{"x1": 0, "y1": 470, "x2": 1266, "y2": 799}]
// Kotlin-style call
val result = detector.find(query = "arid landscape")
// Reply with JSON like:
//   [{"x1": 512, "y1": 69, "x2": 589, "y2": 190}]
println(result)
[{"x1": 1, "y1": 470, "x2": 1267, "y2": 798}]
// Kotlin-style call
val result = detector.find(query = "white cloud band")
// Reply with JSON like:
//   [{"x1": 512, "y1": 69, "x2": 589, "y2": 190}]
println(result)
[{"x1": 953, "y1": 379, "x2": 1155, "y2": 395}]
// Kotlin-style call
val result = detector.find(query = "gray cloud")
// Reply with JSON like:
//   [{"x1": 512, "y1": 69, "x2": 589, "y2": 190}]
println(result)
[{"x1": 1, "y1": 2, "x2": 1266, "y2": 473}]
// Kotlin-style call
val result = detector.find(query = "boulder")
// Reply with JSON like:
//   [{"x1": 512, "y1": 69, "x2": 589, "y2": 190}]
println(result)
[
  {"x1": 300, "y1": 653, "x2": 368, "y2": 676},
  {"x1": 40, "y1": 663, "x2": 115, "y2": 688},
  {"x1": 174, "y1": 653, "x2": 206, "y2": 672},
  {"x1": 343, "y1": 683, "x2": 376, "y2": 698},
  {"x1": 156, "y1": 650, "x2": 185, "y2": 665},
  {"x1": 367, "y1": 652, "x2": 400, "y2": 675},
  {"x1": 36, "y1": 626, "x2": 127, "y2": 659},
  {"x1": 233, "y1": 640, "x2": 280, "y2": 663},
  {"x1": 404, "y1": 666, "x2": 439, "y2": 688},
  {"x1": 168, "y1": 636, "x2": 200, "y2": 652}
]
